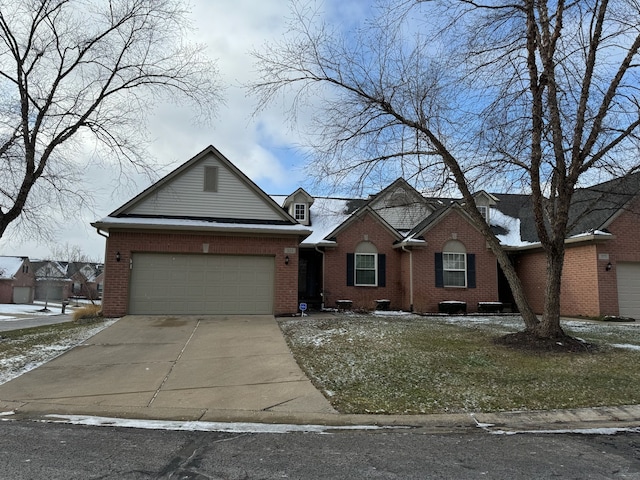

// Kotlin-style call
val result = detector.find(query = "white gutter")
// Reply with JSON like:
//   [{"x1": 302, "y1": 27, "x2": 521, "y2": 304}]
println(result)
[{"x1": 500, "y1": 232, "x2": 615, "y2": 251}]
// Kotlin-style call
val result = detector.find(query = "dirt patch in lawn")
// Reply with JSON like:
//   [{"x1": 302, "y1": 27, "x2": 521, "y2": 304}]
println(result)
[{"x1": 494, "y1": 331, "x2": 598, "y2": 353}]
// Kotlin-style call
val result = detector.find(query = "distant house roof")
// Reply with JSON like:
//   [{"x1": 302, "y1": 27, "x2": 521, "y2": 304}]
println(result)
[
  {"x1": 67, "y1": 262, "x2": 104, "y2": 283},
  {"x1": 31, "y1": 261, "x2": 69, "y2": 280},
  {"x1": 0, "y1": 256, "x2": 26, "y2": 280}
]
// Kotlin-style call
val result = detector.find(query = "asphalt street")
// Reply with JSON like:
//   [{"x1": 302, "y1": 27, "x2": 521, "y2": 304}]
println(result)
[
  {"x1": 0, "y1": 420, "x2": 638, "y2": 479},
  {"x1": 0, "y1": 314, "x2": 72, "y2": 332}
]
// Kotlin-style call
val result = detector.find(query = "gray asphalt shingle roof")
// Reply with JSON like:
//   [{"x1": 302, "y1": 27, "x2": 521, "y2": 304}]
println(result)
[{"x1": 275, "y1": 173, "x2": 639, "y2": 248}]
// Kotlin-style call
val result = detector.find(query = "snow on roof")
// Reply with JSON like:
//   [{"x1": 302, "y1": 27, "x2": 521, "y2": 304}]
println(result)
[
  {"x1": 490, "y1": 208, "x2": 536, "y2": 247},
  {"x1": 568, "y1": 229, "x2": 613, "y2": 239},
  {"x1": 271, "y1": 196, "x2": 354, "y2": 246},
  {"x1": 303, "y1": 197, "x2": 353, "y2": 245},
  {"x1": 0, "y1": 256, "x2": 24, "y2": 280}
]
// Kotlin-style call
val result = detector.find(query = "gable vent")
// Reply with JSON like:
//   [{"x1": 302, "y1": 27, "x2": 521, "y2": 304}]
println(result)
[{"x1": 204, "y1": 166, "x2": 219, "y2": 192}]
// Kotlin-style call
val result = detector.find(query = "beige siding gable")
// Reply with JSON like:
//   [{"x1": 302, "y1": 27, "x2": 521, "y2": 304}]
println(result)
[
  {"x1": 370, "y1": 183, "x2": 432, "y2": 231},
  {"x1": 124, "y1": 152, "x2": 286, "y2": 221}
]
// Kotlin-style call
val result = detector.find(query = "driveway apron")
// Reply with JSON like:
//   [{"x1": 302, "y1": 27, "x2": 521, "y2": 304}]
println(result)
[{"x1": 0, "y1": 315, "x2": 335, "y2": 421}]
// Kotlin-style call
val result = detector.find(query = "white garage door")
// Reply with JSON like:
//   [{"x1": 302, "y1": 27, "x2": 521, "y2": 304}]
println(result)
[
  {"x1": 617, "y1": 262, "x2": 640, "y2": 320},
  {"x1": 129, "y1": 253, "x2": 274, "y2": 315}
]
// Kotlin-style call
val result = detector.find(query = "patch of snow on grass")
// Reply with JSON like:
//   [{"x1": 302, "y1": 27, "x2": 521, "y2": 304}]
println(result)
[
  {"x1": 611, "y1": 343, "x2": 640, "y2": 351},
  {"x1": 373, "y1": 310, "x2": 417, "y2": 317},
  {"x1": 0, "y1": 319, "x2": 118, "y2": 386}
]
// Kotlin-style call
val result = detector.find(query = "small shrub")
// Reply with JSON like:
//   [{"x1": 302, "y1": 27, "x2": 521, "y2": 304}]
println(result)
[{"x1": 72, "y1": 304, "x2": 102, "y2": 322}]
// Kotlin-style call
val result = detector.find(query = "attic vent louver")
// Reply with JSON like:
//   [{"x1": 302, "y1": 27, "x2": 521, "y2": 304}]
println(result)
[{"x1": 204, "y1": 166, "x2": 219, "y2": 192}]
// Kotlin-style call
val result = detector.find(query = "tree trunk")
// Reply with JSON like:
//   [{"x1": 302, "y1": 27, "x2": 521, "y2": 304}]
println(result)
[
  {"x1": 535, "y1": 246, "x2": 566, "y2": 338},
  {"x1": 489, "y1": 241, "x2": 540, "y2": 332}
]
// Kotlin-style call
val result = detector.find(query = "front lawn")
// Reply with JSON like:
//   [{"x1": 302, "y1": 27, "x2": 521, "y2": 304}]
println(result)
[{"x1": 279, "y1": 313, "x2": 640, "y2": 414}]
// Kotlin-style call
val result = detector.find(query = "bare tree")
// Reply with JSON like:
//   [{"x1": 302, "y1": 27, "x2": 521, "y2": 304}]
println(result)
[
  {"x1": 49, "y1": 241, "x2": 95, "y2": 263},
  {"x1": 0, "y1": 0, "x2": 223, "y2": 240},
  {"x1": 250, "y1": 0, "x2": 640, "y2": 339}
]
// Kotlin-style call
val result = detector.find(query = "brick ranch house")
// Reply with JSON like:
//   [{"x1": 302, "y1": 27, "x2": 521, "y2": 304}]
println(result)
[
  {"x1": 0, "y1": 256, "x2": 35, "y2": 304},
  {"x1": 93, "y1": 146, "x2": 640, "y2": 320}
]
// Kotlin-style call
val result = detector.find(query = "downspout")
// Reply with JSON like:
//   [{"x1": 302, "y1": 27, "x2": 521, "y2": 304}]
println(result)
[
  {"x1": 95, "y1": 227, "x2": 110, "y2": 313},
  {"x1": 315, "y1": 245, "x2": 325, "y2": 310},
  {"x1": 95, "y1": 228, "x2": 109, "y2": 240},
  {"x1": 402, "y1": 245, "x2": 413, "y2": 312}
]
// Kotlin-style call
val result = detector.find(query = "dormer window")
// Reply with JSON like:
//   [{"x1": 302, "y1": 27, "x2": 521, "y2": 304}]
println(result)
[
  {"x1": 294, "y1": 203, "x2": 307, "y2": 222},
  {"x1": 477, "y1": 205, "x2": 489, "y2": 223},
  {"x1": 283, "y1": 188, "x2": 314, "y2": 226}
]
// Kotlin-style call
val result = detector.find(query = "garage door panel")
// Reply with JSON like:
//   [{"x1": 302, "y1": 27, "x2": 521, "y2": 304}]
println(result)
[
  {"x1": 129, "y1": 253, "x2": 274, "y2": 315},
  {"x1": 617, "y1": 262, "x2": 640, "y2": 320}
]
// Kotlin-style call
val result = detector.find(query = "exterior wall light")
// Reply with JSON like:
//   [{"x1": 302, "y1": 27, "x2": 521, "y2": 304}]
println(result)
[
  {"x1": 285, "y1": 255, "x2": 289, "y2": 265},
  {"x1": 116, "y1": 252, "x2": 121, "y2": 262},
  {"x1": 606, "y1": 261, "x2": 612, "y2": 271}
]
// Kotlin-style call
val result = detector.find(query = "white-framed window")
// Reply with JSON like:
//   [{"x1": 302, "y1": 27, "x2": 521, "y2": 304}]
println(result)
[
  {"x1": 355, "y1": 253, "x2": 377, "y2": 286},
  {"x1": 354, "y1": 241, "x2": 378, "y2": 286},
  {"x1": 477, "y1": 205, "x2": 488, "y2": 222},
  {"x1": 442, "y1": 240, "x2": 467, "y2": 287},
  {"x1": 443, "y1": 253, "x2": 467, "y2": 287},
  {"x1": 294, "y1": 203, "x2": 307, "y2": 222}
]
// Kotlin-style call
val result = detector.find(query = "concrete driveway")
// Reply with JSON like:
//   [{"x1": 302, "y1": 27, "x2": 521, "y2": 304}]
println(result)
[{"x1": 0, "y1": 315, "x2": 336, "y2": 423}]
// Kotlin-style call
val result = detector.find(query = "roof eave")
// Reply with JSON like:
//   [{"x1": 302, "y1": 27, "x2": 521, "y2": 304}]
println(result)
[
  {"x1": 502, "y1": 232, "x2": 615, "y2": 251},
  {"x1": 91, "y1": 220, "x2": 312, "y2": 238}
]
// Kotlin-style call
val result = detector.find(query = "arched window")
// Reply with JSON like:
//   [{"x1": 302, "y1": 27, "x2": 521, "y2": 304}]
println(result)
[{"x1": 355, "y1": 241, "x2": 377, "y2": 286}]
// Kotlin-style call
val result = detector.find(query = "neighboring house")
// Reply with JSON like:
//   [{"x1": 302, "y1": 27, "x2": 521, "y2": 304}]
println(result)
[
  {"x1": 32, "y1": 260, "x2": 72, "y2": 302},
  {"x1": 67, "y1": 262, "x2": 104, "y2": 300},
  {"x1": 0, "y1": 256, "x2": 35, "y2": 304},
  {"x1": 93, "y1": 145, "x2": 640, "y2": 319}
]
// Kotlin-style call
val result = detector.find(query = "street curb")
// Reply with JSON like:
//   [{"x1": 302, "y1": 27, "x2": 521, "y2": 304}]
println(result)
[{"x1": 5, "y1": 401, "x2": 640, "y2": 434}]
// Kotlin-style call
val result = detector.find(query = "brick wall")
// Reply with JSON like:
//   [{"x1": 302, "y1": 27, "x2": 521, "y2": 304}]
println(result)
[
  {"x1": 514, "y1": 250, "x2": 546, "y2": 314},
  {"x1": 515, "y1": 245, "x2": 602, "y2": 317},
  {"x1": 0, "y1": 282, "x2": 12, "y2": 304},
  {"x1": 102, "y1": 230, "x2": 301, "y2": 317},
  {"x1": 515, "y1": 197, "x2": 640, "y2": 317},
  {"x1": 323, "y1": 213, "x2": 404, "y2": 310},
  {"x1": 561, "y1": 244, "x2": 600, "y2": 316},
  {"x1": 0, "y1": 260, "x2": 35, "y2": 304},
  {"x1": 596, "y1": 198, "x2": 640, "y2": 316},
  {"x1": 410, "y1": 210, "x2": 499, "y2": 313}
]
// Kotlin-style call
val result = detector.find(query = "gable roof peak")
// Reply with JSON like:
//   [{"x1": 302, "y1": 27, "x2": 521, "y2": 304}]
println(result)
[
  {"x1": 283, "y1": 187, "x2": 315, "y2": 208},
  {"x1": 105, "y1": 145, "x2": 298, "y2": 226}
]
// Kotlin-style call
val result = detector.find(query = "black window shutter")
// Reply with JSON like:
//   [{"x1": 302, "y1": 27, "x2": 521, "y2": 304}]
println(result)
[
  {"x1": 378, "y1": 254, "x2": 386, "y2": 287},
  {"x1": 346, "y1": 253, "x2": 354, "y2": 286},
  {"x1": 467, "y1": 253, "x2": 476, "y2": 288},
  {"x1": 435, "y1": 252, "x2": 443, "y2": 288}
]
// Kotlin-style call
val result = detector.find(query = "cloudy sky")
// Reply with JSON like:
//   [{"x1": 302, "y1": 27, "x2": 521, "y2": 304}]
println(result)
[{"x1": 0, "y1": 0, "x2": 375, "y2": 261}]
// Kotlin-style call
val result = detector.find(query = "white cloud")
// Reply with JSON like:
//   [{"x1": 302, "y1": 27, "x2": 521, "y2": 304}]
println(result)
[{"x1": 0, "y1": 0, "x2": 375, "y2": 260}]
